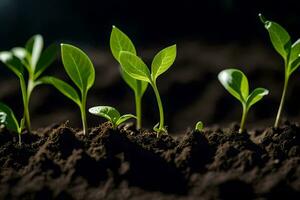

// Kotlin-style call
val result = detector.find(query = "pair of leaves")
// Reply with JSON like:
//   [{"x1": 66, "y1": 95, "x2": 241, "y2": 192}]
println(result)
[
  {"x1": 259, "y1": 14, "x2": 300, "y2": 76},
  {"x1": 119, "y1": 44, "x2": 177, "y2": 84},
  {"x1": 89, "y1": 106, "x2": 136, "y2": 129},
  {"x1": 0, "y1": 102, "x2": 21, "y2": 134},
  {"x1": 0, "y1": 35, "x2": 58, "y2": 80},
  {"x1": 218, "y1": 69, "x2": 269, "y2": 111},
  {"x1": 110, "y1": 26, "x2": 148, "y2": 96},
  {"x1": 41, "y1": 44, "x2": 95, "y2": 106}
]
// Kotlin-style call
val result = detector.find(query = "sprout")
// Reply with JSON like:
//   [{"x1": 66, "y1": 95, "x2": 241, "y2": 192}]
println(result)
[
  {"x1": 259, "y1": 14, "x2": 300, "y2": 128},
  {"x1": 0, "y1": 35, "x2": 58, "y2": 132},
  {"x1": 119, "y1": 45, "x2": 176, "y2": 136},
  {"x1": 89, "y1": 106, "x2": 136, "y2": 130},
  {"x1": 218, "y1": 69, "x2": 269, "y2": 133},
  {"x1": 41, "y1": 44, "x2": 95, "y2": 135},
  {"x1": 110, "y1": 26, "x2": 148, "y2": 130},
  {"x1": 195, "y1": 121, "x2": 204, "y2": 132},
  {"x1": 0, "y1": 102, "x2": 23, "y2": 145}
]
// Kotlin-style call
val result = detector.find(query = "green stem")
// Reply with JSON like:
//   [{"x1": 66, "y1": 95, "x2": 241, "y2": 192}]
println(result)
[
  {"x1": 80, "y1": 92, "x2": 88, "y2": 135},
  {"x1": 151, "y1": 81, "x2": 165, "y2": 133},
  {"x1": 18, "y1": 134, "x2": 21, "y2": 146},
  {"x1": 135, "y1": 92, "x2": 142, "y2": 130},
  {"x1": 274, "y1": 74, "x2": 289, "y2": 128},
  {"x1": 239, "y1": 104, "x2": 248, "y2": 133},
  {"x1": 19, "y1": 77, "x2": 31, "y2": 132}
]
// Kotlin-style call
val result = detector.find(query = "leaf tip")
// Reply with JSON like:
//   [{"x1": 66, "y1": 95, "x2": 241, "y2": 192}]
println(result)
[{"x1": 258, "y1": 13, "x2": 266, "y2": 24}]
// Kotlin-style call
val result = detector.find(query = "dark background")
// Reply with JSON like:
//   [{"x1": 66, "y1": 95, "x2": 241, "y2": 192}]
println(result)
[
  {"x1": 1, "y1": 0, "x2": 300, "y2": 47},
  {"x1": 1, "y1": 0, "x2": 300, "y2": 132}
]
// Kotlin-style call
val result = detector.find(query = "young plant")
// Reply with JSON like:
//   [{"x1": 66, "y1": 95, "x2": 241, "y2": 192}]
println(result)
[
  {"x1": 0, "y1": 35, "x2": 58, "y2": 131},
  {"x1": 89, "y1": 106, "x2": 136, "y2": 130},
  {"x1": 41, "y1": 44, "x2": 95, "y2": 135},
  {"x1": 0, "y1": 102, "x2": 23, "y2": 145},
  {"x1": 110, "y1": 26, "x2": 148, "y2": 130},
  {"x1": 195, "y1": 121, "x2": 204, "y2": 132},
  {"x1": 259, "y1": 14, "x2": 300, "y2": 128},
  {"x1": 218, "y1": 69, "x2": 269, "y2": 133},
  {"x1": 119, "y1": 45, "x2": 176, "y2": 135}
]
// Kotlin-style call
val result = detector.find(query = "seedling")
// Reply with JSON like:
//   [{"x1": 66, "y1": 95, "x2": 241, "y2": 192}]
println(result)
[
  {"x1": 89, "y1": 106, "x2": 136, "y2": 129},
  {"x1": 0, "y1": 102, "x2": 23, "y2": 145},
  {"x1": 0, "y1": 35, "x2": 57, "y2": 131},
  {"x1": 110, "y1": 26, "x2": 148, "y2": 130},
  {"x1": 218, "y1": 69, "x2": 269, "y2": 133},
  {"x1": 195, "y1": 121, "x2": 204, "y2": 132},
  {"x1": 41, "y1": 44, "x2": 95, "y2": 135},
  {"x1": 259, "y1": 14, "x2": 300, "y2": 128},
  {"x1": 119, "y1": 45, "x2": 176, "y2": 136}
]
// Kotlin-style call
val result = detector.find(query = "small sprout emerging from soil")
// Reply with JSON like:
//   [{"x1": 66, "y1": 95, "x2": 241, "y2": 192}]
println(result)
[
  {"x1": 0, "y1": 35, "x2": 58, "y2": 132},
  {"x1": 89, "y1": 106, "x2": 136, "y2": 130},
  {"x1": 218, "y1": 69, "x2": 269, "y2": 133},
  {"x1": 0, "y1": 102, "x2": 23, "y2": 145},
  {"x1": 259, "y1": 14, "x2": 300, "y2": 128},
  {"x1": 195, "y1": 121, "x2": 204, "y2": 132},
  {"x1": 41, "y1": 44, "x2": 95, "y2": 135},
  {"x1": 119, "y1": 44, "x2": 176, "y2": 136},
  {"x1": 110, "y1": 26, "x2": 148, "y2": 130}
]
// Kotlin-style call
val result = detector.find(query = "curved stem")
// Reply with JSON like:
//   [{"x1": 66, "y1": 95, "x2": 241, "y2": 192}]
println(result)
[
  {"x1": 151, "y1": 81, "x2": 164, "y2": 133},
  {"x1": 239, "y1": 104, "x2": 248, "y2": 133},
  {"x1": 274, "y1": 75, "x2": 289, "y2": 128},
  {"x1": 80, "y1": 92, "x2": 88, "y2": 135}
]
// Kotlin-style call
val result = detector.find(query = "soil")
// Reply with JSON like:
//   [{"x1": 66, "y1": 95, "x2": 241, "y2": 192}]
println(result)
[{"x1": 0, "y1": 121, "x2": 299, "y2": 200}]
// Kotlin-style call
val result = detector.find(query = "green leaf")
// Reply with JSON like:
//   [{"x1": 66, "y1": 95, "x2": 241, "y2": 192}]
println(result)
[
  {"x1": 89, "y1": 106, "x2": 121, "y2": 123},
  {"x1": 290, "y1": 39, "x2": 300, "y2": 63},
  {"x1": 0, "y1": 51, "x2": 24, "y2": 78},
  {"x1": 40, "y1": 76, "x2": 81, "y2": 106},
  {"x1": 288, "y1": 39, "x2": 300, "y2": 75},
  {"x1": 110, "y1": 26, "x2": 137, "y2": 62},
  {"x1": 26, "y1": 35, "x2": 44, "y2": 71},
  {"x1": 116, "y1": 114, "x2": 136, "y2": 126},
  {"x1": 151, "y1": 45, "x2": 176, "y2": 79},
  {"x1": 61, "y1": 44, "x2": 95, "y2": 92},
  {"x1": 195, "y1": 121, "x2": 204, "y2": 132},
  {"x1": 218, "y1": 69, "x2": 249, "y2": 103},
  {"x1": 119, "y1": 51, "x2": 151, "y2": 82},
  {"x1": 246, "y1": 88, "x2": 269, "y2": 108},
  {"x1": 0, "y1": 102, "x2": 20, "y2": 134},
  {"x1": 120, "y1": 68, "x2": 148, "y2": 96},
  {"x1": 34, "y1": 43, "x2": 58, "y2": 79},
  {"x1": 11, "y1": 47, "x2": 27, "y2": 60},
  {"x1": 259, "y1": 14, "x2": 291, "y2": 60}
]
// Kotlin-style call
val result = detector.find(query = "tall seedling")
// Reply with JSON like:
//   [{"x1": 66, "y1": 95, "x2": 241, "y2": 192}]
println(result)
[
  {"x1": 0, "y1": 35, "x2": 58, "y2": 131},
  {"x1": 41, "y1": 44, "x2": 95, "y2": 135},
  {"x1": 119, "y1": 45, "x2": 176, "y2": 136},
  {"x1": 259, "y1": 14, "x2": 300, "y2": 128},
  {"x1": 110, "y1": 26, "x2": 148, "y2": 130}
]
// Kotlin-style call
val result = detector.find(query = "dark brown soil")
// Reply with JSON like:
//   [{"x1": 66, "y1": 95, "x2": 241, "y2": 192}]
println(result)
[{"x1": 0, "y1": 121, "x2": 299, "y2": 200}]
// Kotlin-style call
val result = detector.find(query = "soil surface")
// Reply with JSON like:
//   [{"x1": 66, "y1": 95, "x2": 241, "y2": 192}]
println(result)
[{"x1": 0, "y1": 121, "x2": 299, "y2": 200}]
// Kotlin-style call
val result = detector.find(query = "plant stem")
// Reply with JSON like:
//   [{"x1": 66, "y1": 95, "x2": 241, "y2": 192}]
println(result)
[
  {"x1": 239, "y1": 104, "x2": 248, "y2": 133},
  {"x1": 274, "y1": 74, "x2": 289, "y2": 128},
  {"x1": 80, "y1": 92, "x2": 88, "y2": 135},
  {"x1": 134, "y1": 92, "x2": 142, "y2": 130},
  {"x1": 151, "y1": 81, "x2": 165, "y2": 133},
  {"x1": 18, "y1": 134, "x2": 21, "y2": 146},
  {"x1": 19, "y1": 77, "x2": 31, "y2": 132}
]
